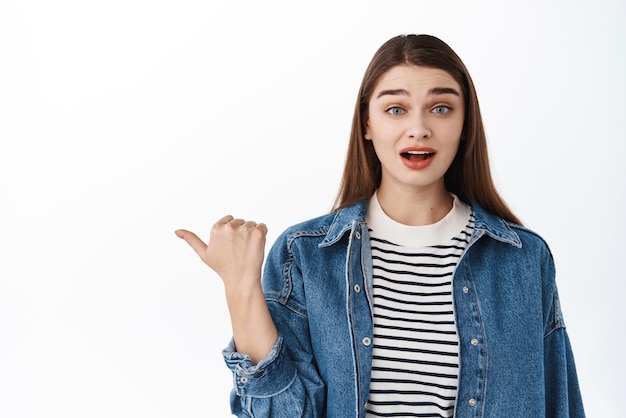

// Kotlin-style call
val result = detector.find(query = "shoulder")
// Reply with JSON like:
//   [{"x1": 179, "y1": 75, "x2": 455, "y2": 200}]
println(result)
[
  {"x1": 275, "y1": 201, "x2": 368, "y2": 249},
  {"x1": 471, "y1": 201, "x2": 553, "y2": 257},
  {"x1": 469, "y1": 203, "x2": 557, "y2": 297},
  {"x1": 509, "y1": 223, "x2": 553, "y2": 255},
  {"x1": 281, "y1": 212, "x2": 339, "y2": 240}
]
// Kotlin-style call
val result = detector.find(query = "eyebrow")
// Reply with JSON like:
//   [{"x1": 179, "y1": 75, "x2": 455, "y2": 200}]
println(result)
[{"x1": 376, "y1": 87, "x2": 460, "y2": 99}]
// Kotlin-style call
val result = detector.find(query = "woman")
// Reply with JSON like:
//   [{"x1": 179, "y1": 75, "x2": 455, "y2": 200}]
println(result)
[{"x1": 176, "y1": 34, "x2": 584, "y2": 417}]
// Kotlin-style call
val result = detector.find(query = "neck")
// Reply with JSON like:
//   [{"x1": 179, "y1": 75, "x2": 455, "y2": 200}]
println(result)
[{"x1": 375, "y1": 183, "x2": 453, "y2": 226}]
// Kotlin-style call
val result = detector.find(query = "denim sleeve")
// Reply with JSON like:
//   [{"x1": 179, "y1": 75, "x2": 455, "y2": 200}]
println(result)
[
  {"x1": 542, "y1": 251, "x2": 585, "y2": 417},
  {"x1": 221, "y1": 230, "x2": 326, "y2": 417},
  {"x1": 543, "y1": 326, "x2": 585, "y2": 417}
]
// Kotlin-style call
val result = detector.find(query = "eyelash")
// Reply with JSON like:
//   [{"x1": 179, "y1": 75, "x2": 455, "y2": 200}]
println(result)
[
  {"x1": 432, "y1": 105, "x2": 451, "y2": 115},
  {"x1": 385, "y1": 105, "x2": 452, "y2": 116},
  {"x1": 386, "y1": 106, "x2": 404, "y2": 116}
]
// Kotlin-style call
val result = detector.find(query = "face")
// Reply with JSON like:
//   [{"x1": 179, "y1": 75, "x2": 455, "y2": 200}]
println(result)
[{"x1": 365, "y1": 64, "x2": 465, "y2": 195}]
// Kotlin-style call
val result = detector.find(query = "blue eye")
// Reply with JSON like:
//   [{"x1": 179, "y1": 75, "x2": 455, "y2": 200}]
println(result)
[
  {"x1": 386, "y1": 107, "x2": 404, "y2": 116},
  {"x1": 433, "y1": 105, "x2": 451, "y2": 115}
]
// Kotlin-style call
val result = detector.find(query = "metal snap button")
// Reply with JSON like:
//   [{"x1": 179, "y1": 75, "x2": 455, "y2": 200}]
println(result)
[
  {"x1": 362, "y1": 337, "x2": 371, "y2": 346},
  {"x1": 471, "y1": 338, "x2": 478, "y2": 346},
  {"x1": 462, "y1": 286, "x2": 469, "y2": 294},
  {"x1": 469, "y1": 398, "x2": 476, "y2": 406},
  {"x1": 354, "y1": 284, "x2": 361, "y2": 293}
]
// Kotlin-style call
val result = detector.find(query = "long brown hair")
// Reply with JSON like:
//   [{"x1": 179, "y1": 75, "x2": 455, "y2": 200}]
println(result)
[{"x1": 332, "y1": 34, "x2": 522, "y2": 225}]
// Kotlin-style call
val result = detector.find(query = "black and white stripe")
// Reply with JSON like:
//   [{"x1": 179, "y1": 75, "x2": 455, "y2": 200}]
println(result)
[{"x1": 365, "y1": 196, "x2": 474, "y2": 418}]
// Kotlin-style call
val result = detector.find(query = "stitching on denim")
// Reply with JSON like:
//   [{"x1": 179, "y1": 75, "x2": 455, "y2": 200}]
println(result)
[
  {"x1": 287, "y1": 227, "x2": 331, "y2": 245},
  {"x1": 544, "y1": 291, "x2": 566, "y2": 338},
  {"x1": 320, "y1": 224, "x2": 353, "y2": 247},
  {"x1": 344, "y1": 221, "x2": 363, "y2": 415},
  {"x1": 468, "y1": 261, "x2": 489, "y2": 416},
  {"x1": 280, "y1": 252, "x2": 294, "y2": 304},
  {"x1": 271, "y1": 228, "x2": 331, "y2": 313},
  {"x1": 544, "y1": 320, "x2": 566, "y2": 338},
  {"x1": 266, "y1": 295, "x2": 307, "y2": 318},
  {"x1": 508, "y1": 223, "x2": 556, "y2": 256},
  {"x1": 247, "y1": 371, "x2": 299, "y2": 399},
  {"x1": 243, "y1": 394, "x2": 253, "y2": 417}
]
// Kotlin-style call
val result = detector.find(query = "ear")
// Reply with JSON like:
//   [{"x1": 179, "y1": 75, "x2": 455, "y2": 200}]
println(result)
[{"x1": 364, "y1": 119, "x2": 372, "y2": 141}]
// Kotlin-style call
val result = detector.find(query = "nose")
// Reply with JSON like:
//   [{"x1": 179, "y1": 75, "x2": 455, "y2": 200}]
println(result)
[{"x1": 407, "y1": 114, "x2": 431, "y2": 139}]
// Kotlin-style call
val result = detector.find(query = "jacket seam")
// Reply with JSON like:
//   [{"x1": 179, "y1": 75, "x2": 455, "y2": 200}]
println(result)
[
  {"x1": 286, "y1": 228, "x2": 331, "y2": 246},
  {"x1": 508, "y1": 223, "x2": 554, "y2": 256},
  {"x1": 544, "y1": 290, "x2": 566, "y2": 338},
  {"x1": 465, "y1": 260, "x2": 488, "y2": 418},
  {"x1": 243, "y1": 372, "x2": 299, "y2": 399},
  {"x1": 266, "y1": 296, "x2": 308, "y2": 318},
  {"x1": 544, "y1": 320, "x2": 566, "y2": 338},
  {"x1": 276, "y1": 228, "x2": 331, "y2": 308}
]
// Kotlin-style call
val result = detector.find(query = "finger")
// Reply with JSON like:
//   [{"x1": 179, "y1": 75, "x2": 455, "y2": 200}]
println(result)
[
  {"x1": 230, "y1": 218, "x2": 246, "y2": 226},
  {"x1": 216, "y1": 215, "x2": 234, "y2": 224},
  {"x1": 174, "y1": 229, "x2": 208, "y2": 259},
  {"x1": 243, "y1": 220, "x2": 258, "y2": 227},
  {"x1": 256, "y1": 223, "x2": 268, "y2": 234}
]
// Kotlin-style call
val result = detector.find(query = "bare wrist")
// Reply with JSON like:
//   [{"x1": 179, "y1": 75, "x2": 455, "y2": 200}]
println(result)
[{"x1": 224, "y1": 281, "x2": 264, "y2": 306}]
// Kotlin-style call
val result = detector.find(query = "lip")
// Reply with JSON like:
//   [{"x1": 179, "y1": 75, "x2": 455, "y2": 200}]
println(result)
[{"x1": 400, "y1": 147, "x2": 436, "y2": 170}]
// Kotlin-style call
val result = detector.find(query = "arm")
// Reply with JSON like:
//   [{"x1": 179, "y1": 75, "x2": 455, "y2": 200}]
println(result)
[
  {"x1": 177, "y1": 217, "x2": 325, "y2": 417},
  {"x1": 176, "y1": 215, "x2": 277, "y2": 363},
  {"x1": 544, "y1": 324, "x2": 585, "y2": 417},
  {"x1": 542, "y1": 253, "x2": 585, "y2": 417}
]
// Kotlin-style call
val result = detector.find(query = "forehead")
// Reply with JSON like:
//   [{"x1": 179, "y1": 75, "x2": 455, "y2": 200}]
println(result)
[{"x1": 373, "y1": 65, "x2": 461, "y2": 95}]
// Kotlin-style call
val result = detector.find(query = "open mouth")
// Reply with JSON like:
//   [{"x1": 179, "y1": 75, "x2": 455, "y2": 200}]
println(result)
[{"x1": 401, "y1": 150, "x2": 435, "y2": 162}]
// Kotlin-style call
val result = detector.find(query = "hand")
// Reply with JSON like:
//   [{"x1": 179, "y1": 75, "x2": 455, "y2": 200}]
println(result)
[
  {"x1": 175, "y1": 215, "x2": 268, "y2": 290},
  {"x1": 176, "y1": 216, "x2": 277, "y2": 361}
]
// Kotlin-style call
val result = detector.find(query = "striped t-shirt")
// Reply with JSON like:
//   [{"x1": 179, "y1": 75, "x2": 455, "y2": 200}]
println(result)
[{"x1": 365, "y1": 193, "x2": 475, "y2": 418}]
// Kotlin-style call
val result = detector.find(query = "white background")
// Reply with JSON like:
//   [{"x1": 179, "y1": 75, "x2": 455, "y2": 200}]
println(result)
[{"x1": 1, "y1": 1, "x2": 624, "y2": 416}]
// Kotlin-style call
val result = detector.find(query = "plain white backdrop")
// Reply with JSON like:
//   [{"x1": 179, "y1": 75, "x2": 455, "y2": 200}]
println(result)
[{"x1": 1, "y1": 1, "x2": 624, "y2": 416}]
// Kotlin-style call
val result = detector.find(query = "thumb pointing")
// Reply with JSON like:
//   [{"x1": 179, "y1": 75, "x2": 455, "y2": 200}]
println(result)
[{"x1": 175, "y1": 229, "x2": 208, "y2": 260}]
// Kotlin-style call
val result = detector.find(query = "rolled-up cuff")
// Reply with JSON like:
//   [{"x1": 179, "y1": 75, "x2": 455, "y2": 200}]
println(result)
[{"x1": 222, "y1": 336, "x2": 297, "y2": 397}]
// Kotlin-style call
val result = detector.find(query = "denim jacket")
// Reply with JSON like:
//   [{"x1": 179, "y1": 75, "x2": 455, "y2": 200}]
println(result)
[{"x1": 222, "y1": 201, "x2": 585, "y2": 417}]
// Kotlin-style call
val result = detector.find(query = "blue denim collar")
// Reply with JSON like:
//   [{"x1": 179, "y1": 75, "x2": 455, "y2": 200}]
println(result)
[
  {"x1": 320, "y1": 199, "x2": 522, "y2": 248},
  {"x1": 471, "y1": 201, "x2": 522, "y2": 248},
  {"x1": 319, "y1": 201, "x2": 367, "y2": 247}
]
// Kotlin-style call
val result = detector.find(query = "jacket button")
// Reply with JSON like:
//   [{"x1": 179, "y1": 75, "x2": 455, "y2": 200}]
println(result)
[
  {"x1": 362, "y1": 337, "x2": 371, "y2": 346},
  {"x1": 469, "y1": 398, "x2": 476, "y2": 406},
  {"x1": 355, "y1": 231, "x2": 361, "y2": 239},
  {"x1": 462, "y1": 286, "x2": 469, "y2": 294},
  {"x1": 354, "y1": 284, "x2": 361, "y2": 293},
  {"x1": 240, "y1": 377, "x2": 248, "y2": 384},
  {"x1": 471, "y1": 338, "x2": 478, "y2": 346}
]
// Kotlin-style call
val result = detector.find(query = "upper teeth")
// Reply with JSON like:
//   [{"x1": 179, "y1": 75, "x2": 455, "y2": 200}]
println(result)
[{"x1": 406, "y1": 151, "x2": 431, "y2": 154}]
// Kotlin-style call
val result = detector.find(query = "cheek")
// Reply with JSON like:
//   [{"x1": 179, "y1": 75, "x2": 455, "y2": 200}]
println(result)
[
  {"x1": 370, "y1": 139, "x2": 395, "y2": 162},
  {"x1": 442, "y1": 117, "x2": 465, "y2": 140},
  {"x1": 367, "y1": 114, "x2": 395, "y2": 137}
]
